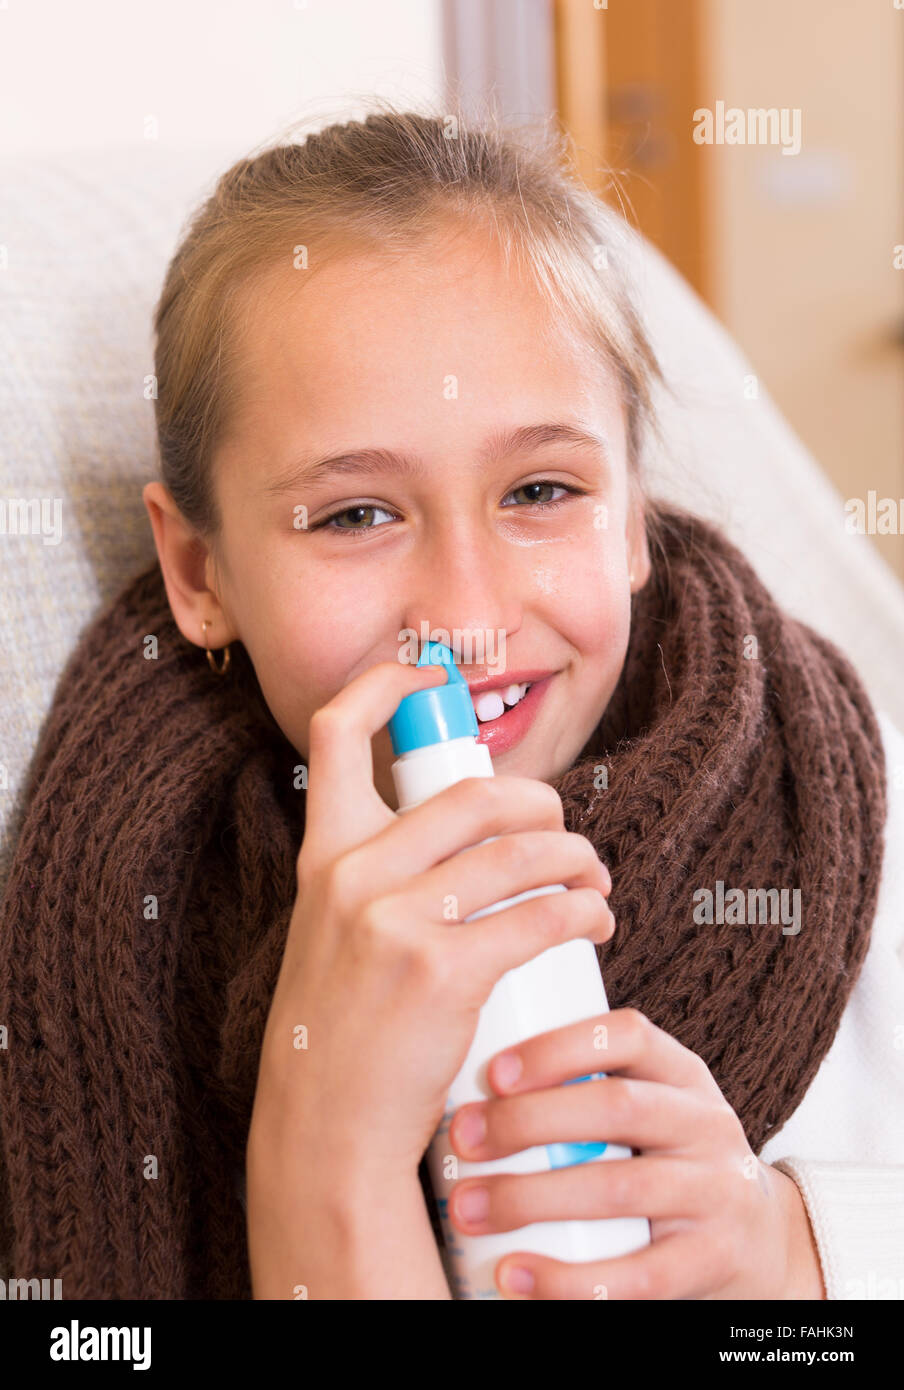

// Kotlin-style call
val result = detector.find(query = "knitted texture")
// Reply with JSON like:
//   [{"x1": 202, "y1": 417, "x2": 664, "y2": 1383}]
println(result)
[{"x1": 0, "y1": 503, "x2": 887, "y2": 1299}]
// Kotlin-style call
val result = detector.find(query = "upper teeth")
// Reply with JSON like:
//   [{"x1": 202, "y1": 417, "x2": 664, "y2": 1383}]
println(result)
[{"x1": 473, "y1": 683, "x2": 531, "y2": 722}]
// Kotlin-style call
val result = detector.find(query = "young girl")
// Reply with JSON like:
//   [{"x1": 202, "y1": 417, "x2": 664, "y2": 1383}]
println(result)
[{"x1": 1, "y1": 103, "x2": 902, "y2": 1301}]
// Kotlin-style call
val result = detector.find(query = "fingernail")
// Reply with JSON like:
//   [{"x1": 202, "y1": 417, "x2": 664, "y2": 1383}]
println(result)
[
  {"x1": 494, "y1": 1051, "x2": 522, "y2": 1089},
  {"x1": 504, "y1": 1265, "x2": 535, "y2": 1294},
  {"x1": 454, "y1": 1106, "x2": 486, "y2": 1151},
  {"x1": 457, "y1": 1185, "x2": 489, "y2": 1223}
]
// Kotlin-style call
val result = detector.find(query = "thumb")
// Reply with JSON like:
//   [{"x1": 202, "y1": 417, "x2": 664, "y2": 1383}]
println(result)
[{"x1": 302, "y1": 660, "x2": 448, "y2": 860}]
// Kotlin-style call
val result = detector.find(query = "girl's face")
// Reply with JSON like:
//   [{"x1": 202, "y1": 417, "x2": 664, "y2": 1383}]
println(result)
[{"x1": 145, "y1": 226, "x2": 650, "y2": 810}]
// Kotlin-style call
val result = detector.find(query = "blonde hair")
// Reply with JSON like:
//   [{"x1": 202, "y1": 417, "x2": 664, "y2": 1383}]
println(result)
[{"x1": 152, "y1": 98, "x2": 665, "y2": 556}]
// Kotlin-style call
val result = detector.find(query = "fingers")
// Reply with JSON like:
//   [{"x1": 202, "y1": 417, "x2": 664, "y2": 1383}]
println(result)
[
  {"x1": 303, "y1": 660, "x2": 447, "y2": 857},
  {"x1": 449, "y1": 1155, "x2": 713, "y2": 1235},
  {"x1": 341, "y1": 774, "x2": 568, "y2": 890},
  {"x1": 411, "y1": 829, "x2": 611, "y2": 924},
  {"x1": 493, "y1": 1229, "x2": 717, "y2": 1300},
  {"x1": 485, "y1": 1008, "x2": 712, "y2": 1096},
  {"x1": 346, "y1": 825, "x2": 611, "y2": 926},
  {"x1": 453, "y1": 882, "x2": 613, "y2": 999},
  {"x1": 450, "y1": 1076, "x2": 714, "y2": 1156}
]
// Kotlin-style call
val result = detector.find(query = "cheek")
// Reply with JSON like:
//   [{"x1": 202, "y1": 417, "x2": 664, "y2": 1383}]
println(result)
[
  {"x1": 236, "y1": 562, "x2": 393, "y2": 739},
  {"x1": 258, "y1": 588, "x2": 363, "y2": 694},
  {"x1": 530, "y1": 534, "x2": 629, "y2": 645},
  {"x1": 545, "y1": 543, "x2": 633, "y2": 736}
]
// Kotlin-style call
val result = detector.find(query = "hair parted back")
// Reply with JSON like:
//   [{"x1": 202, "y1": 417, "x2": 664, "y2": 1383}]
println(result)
[{"x1": 152, "y1": 96, "x2": 666, "y2": 557}]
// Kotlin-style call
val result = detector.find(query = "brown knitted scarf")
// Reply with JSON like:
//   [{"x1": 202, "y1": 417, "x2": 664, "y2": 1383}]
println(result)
[{"x1": 0, "y1": 504, "x2": 887, "y2": 1299}]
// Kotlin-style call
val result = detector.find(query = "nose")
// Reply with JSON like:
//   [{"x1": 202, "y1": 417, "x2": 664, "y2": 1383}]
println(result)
[{"x1": 399, "y1": 519, "x2": 522, "y2": 664}]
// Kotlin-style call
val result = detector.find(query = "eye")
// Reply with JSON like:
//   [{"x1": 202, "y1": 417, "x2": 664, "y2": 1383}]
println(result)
[
  {"x1": 501, "y1": 480, "x2": 583, "y2": 510},
  {"x1": 311, "y1": 503, "x2": 399, "y2": 537},
  {"x1": 310, "y1": 480, "x2": 584, "y2": 541}
]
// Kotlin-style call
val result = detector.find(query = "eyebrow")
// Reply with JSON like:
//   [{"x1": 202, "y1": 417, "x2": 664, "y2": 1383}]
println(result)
[{"x1": 262, "y1": 422, "x2": 611, "y2": 496}]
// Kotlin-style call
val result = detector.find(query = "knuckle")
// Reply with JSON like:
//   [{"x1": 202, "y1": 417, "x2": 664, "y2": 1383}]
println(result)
[
  {"x1": 407, "y1": 937, "x2": 452, "y2": 994},
  {"x1": 493, "y1": 833, "x2": 534, "y2": 875},
  {"x1": 364, "y1": 910, "x2": 443, "y2": 979},
  {"x1": 449, "y1": 775, "x2": 506, "y2": 819},
  {"x1": 533, "y1": 888, "x2": 575, "y2": 942},
  {"x1": 354, "y1": 900, "x2": 451, "y2": 995},
  {"x1": 566, "y1": 828, "x2": 592, "y2": 853},
  {"x1": 296, "y1": 844, "x2": 330, "y2": 904},
  {"x1": 497, "y1": 1174, "x2": 533, "y2": 1229},
  {"x1": 602, "y1": 1075, "x2": 636, "y2": 1126},
  {"x1": 485, "y1": 776, "x2": 517, "y2": 815},
  {"x1": 603, "y1": 1163, "x2": 633, "y2": 1212},
  {"x1": 713, "y1": 1100, "x2": 742, "y2": 1139},
  {"x1": 535, "y1": 779, "x2": 565, "y2": 823},
  {"x1": 694, "y1": 1051, "x2": 719, "y2": 1088},
  {"x1": 572, "y1": 832, "x2": 602, "y2": 868},
  {"x1": 581, "y1": 886, "x2": 611, "y2": 933},
  {"x1": 620, "y1": 1008, "x2": 651, "y2": 1048},
  {"x1": 356, "y1": 896, "x2": 389, "y2": 942},
  {"x1": 464, "y1": 774, "x2": 506, "y2": 804},
  {"x1": 531, "y1": 884, "x2": 608, "y2": 947},
  {"x1": 494, "y1": 775, "x2": 562, "y2": 823},
  {"x1": 306, "y1": 704, "x2": 338, "y2": 746},
  {"x1": 577, "y1": 886, "x2": 610, "y2": 934},
  {"x1": 327, "y1": 849, "x2": 365, "y2": 907}
]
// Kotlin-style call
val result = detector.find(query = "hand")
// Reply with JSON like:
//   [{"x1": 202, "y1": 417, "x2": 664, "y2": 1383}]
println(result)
[
  {"x1": 250, "y1": 659, "x2": 615, "y2": 1185},
  {"x1": 445, "y1": 1007, "x2": 827, "y2": 1300}
]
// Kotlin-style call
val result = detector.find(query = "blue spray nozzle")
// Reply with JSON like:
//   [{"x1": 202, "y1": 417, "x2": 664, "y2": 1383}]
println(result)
[{"x1": 387, "y1": 641, "x2": 479, "y2": 755}]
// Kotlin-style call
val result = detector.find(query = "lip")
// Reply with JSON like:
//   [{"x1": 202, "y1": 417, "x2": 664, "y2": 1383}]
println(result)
[
  {"x1": 464, "y1": 668, "x2": 556, "y2": 696},
  {"x1": 472, "y1": 674, "x2": 555, "y2": 754}
]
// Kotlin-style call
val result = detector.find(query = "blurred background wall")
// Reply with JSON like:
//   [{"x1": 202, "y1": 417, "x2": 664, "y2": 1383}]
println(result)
[
  {"x1": 0, "y1": 0, "x2": 444, "y2": 154},
  {"x1": 553, "y1": 0, "x2": 904, "y2": 582},
  {"x1": 2, "y1": 0, "x2": 901, "y2": 578}
]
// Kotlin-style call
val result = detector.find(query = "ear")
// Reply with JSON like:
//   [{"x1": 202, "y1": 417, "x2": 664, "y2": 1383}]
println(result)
[
  {"x1": 625, "y1": 477, "x2": 651, "y2": 593},
  {"x1": 142, "y1": 481, "x2": 237, "y2": 649}
]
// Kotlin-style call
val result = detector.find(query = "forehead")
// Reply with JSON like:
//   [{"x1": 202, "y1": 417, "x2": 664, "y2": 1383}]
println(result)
[
  {"x1": 217, "y1": 230, "x2": 626, "y2": 482},
  {"x1": 237, "y1": 230, "x2": 609, "y2": 384}
]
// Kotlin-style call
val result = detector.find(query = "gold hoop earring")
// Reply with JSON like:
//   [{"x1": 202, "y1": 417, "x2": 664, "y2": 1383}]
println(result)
[{"x1": 201, "y1": 620, "x2": 231, "y2": 676}]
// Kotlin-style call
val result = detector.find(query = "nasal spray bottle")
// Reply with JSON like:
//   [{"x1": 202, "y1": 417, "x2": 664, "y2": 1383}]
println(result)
[{"x1": 387, "y1": 642, "x2": 650, "y2": 1299}]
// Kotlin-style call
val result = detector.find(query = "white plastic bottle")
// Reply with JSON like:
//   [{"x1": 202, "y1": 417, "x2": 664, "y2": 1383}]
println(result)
[{"x1": 388, "y1": 642, "x2": 651, "y2": 1299}]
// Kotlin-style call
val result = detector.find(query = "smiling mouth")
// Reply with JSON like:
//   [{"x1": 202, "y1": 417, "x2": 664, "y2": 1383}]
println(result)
[{"x1": 471, "y1": 682, "x2": 533, "y2": 723}]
